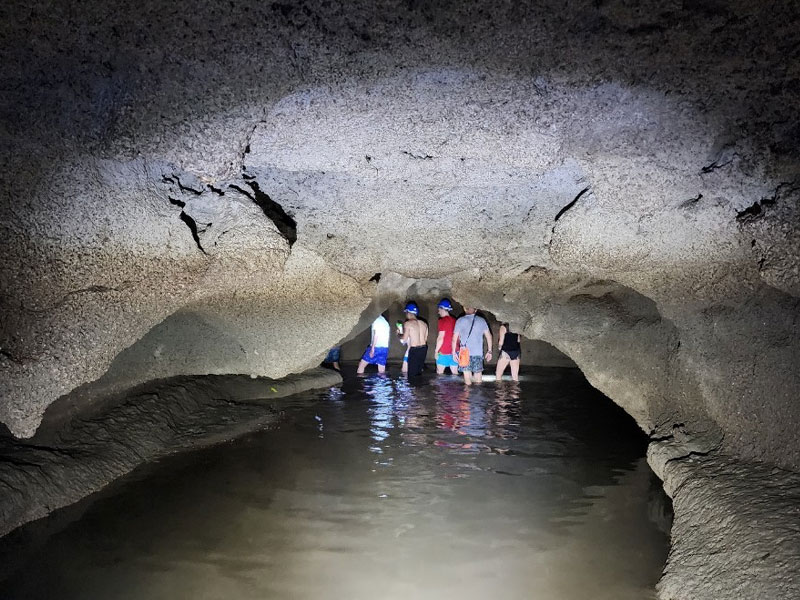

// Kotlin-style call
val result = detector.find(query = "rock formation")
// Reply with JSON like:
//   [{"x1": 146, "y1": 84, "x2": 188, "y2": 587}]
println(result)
[{"x1": 0, "y1": 0, "x2": 798, "y2": 597}]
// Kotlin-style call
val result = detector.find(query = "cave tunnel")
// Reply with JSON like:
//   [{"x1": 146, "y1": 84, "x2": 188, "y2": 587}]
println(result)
[{"x1": 0, "y1": 0, "x2": 799, "y2": 598}]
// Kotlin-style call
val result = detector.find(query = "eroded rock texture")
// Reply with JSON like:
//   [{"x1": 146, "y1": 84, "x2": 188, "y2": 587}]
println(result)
[{"x1": 1, "y1": 0, "x2": 799, "y2": 597}]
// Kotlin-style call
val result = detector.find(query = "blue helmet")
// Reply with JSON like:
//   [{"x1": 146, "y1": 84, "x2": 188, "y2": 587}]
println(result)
[
  {"x1": 404, "y1": 301, "x2": 419, "y2": 315},
  {"x1": 437, "y1": 298, "x2": 453, "y2": 311}
]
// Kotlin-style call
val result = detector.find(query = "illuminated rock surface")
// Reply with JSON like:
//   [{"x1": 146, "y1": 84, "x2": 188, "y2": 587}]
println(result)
[{"x1": 0, "y1": 1, "x2": 798, "y2": 598}]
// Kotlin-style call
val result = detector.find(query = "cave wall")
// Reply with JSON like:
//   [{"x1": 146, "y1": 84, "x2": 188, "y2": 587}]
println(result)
[{"x1": 0, "y1": 0, "x2": 798, "y2": 474}]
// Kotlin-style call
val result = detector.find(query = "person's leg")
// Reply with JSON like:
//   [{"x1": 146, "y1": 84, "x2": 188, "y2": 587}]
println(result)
[
  {"x1": 462, "y1": 370, "x2": 473, "y2": 385},
  {"x1": 375, "y1": 347, "x2": 388, "y2": 374},
  {"x1": 402, "y1": 354, "x2": 408, "y2": 374},
  {"x1": 448, "y1": 365, "x2": 459, "y2": 375},
  {"x1": 471, "y1": 356, "x2": 484, "y2": 383},
  {"x1": 495, "y1": 352, "x2": 510, "y2": 379},
  {"x1": 436, "y1": 359, "x2": 445, "y2": 375},
  {"x1": 333, "y1": 361, "x2": 340, "y2": 371},
  {"x1": 359, "y1": 346, "x2": 380, "y2": 374},
  {"x1": 408, "y1": 346, "x2": 426, "y2": 376},
  {"x1": 510, "y1": 358, "x2": 520, "y2": 381}
]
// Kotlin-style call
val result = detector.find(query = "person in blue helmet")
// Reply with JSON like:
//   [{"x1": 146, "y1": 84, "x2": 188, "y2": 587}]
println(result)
[
  {"x1": 397, "y1": 301, "x2": 428, "y2": 376},
  {"x1": 434, "y1": 298, "x2": 459, "y2": 375}
]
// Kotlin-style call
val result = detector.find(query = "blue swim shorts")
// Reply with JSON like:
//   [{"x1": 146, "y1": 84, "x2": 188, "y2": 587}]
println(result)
[
  {"x1": 436, "y1": 352, "x2": 457, "y2": 367},
  {"x1": 325, "y1": 347, "x2": 341, "y2": 363},
  {"x1": 361, "y1": 346, "x2": 389, "y2": 366}
]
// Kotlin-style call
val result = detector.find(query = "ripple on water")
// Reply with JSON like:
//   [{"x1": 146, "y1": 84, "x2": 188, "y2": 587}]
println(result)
[{"x1": 0, "y1": 367, "x2": 669, "y2": 600}]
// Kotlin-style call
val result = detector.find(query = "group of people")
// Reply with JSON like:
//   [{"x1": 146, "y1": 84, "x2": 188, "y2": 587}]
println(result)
[{"x1": 353, "y1": 298, "x2": 522, "y2": 384}]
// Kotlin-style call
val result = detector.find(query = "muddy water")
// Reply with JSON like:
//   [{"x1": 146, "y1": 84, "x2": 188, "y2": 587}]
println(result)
[{"x1": 0, "y1": 368, "x2": 670, "y2": 600}]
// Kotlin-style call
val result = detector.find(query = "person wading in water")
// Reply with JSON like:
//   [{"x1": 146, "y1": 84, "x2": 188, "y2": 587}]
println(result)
[
  {"x1": 452, "y1": 307, "x2": 492, "y2": 385},
  {"x1": 398, "y1": 301, "x2": 428, "y2": 376},
  {"x1": 495, "y1": 322, "x2": 521, "y2": 381},
  {"x1": 434, "y1": 298, "x2": 459, "y2": 375}
]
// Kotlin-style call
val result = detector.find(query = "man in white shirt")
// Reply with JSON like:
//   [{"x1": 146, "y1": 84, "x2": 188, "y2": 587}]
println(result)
[{"x1": 357, "y1": 314, "x2": 391, "y2": 374}]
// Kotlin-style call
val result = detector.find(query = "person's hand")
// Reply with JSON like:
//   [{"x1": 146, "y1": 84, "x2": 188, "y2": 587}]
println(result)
[
  {"x1": 485, "y1": 351, "x2": 492, "y2": 361},
  {"x1": 370, "y1": 347, "x2": 375, "y2": 358}
]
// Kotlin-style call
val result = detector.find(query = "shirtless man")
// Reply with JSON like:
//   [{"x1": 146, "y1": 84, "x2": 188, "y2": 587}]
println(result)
[{"x1": 398, "y1": 301, "x2": 429, "y2": 376}]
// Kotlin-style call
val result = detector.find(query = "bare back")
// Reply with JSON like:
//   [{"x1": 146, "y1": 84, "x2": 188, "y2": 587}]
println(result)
[{"x1": 403, "y1": 318, "x2": 429, "y2": 347}]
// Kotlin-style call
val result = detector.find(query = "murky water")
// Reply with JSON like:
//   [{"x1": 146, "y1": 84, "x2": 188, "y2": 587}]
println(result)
[{"x1": 0, "y1": 368, "x2": 670, "y2": 600}]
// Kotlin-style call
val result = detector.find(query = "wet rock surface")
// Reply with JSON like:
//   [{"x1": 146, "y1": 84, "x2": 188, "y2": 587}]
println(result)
[
  {"x1": 0, "y1": 368, "x2": 341, "y2": 539},
  {"x1": 649, "y1": 442, "x2": 800, "y2": 599},
  {"x1": 0, "y1": 0, "x2": 799, "y2": 597}
]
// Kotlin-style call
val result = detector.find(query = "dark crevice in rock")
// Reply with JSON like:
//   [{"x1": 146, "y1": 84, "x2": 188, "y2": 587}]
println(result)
[
  {"x1": 162, "y1": 174, "x2": 202, "y2": 195},
  {"x1": 167, "y1": 196, "x2": 185, "y2": 208},
  {"x1": 3, "y1": 442, "x2": 75, "y2": 458},
  {"x1": 0, "y1": 348, "x2": 25, "y2": 364},
  {"x1": 207, "y1": 184, "x2": 225, "y2": 196},
  {"x1": 736, "y1": 195, "x2": 778, "y2": 222},
  {"x1": 179, "y1": 211, "x2": 207, "y2": 254},
  {"x1": 701, "y1": 158, "x2": 734, "y2": 173},
  {"x1": 231, "y1": 182, "x2": 297, "y2": 246},
  {"x1": 737, "y1": 201, "x2": 767, "y2": 221},
  {"x1": 401, "y1": 150, "x2": 435, "y2": 160},
  {"x1": 523, "y1": 265, "x2": 548, "y2": 275},
  {"x1": 369, "y1": 272, "x2": 381, "y2": 283},
  {"x1": 239, "y1": 122, "x2": 260, "y2": 173},
  {"x1": 24, "y1": 284, "x2": 134, "y2": 315},
  {"x1": 553, "y1": 186, "x2": 590, "y2": 224},
  {"x1": 736, "y1": 182, "x2": 798, "y2": 222},
  {"x1": 680, "y1": 193, "x2": 703, "y2": 208}
]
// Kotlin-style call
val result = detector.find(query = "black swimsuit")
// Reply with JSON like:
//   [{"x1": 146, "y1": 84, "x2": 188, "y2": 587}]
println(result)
[
  {"x1": 407, "y1": 345, "x2": 428, "y2": 376},
  {"x1": 501, "y1": 329, "x2": 521, "y2": 360}
]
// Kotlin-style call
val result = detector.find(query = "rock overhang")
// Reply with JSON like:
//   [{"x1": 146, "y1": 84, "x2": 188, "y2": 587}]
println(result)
[{"x1": 0, "y1": 0, "x2": 798, "y2": 464}]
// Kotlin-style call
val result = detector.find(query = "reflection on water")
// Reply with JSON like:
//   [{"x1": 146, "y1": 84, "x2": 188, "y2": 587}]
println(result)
[{"x1": 0, "y1": 367, "x2": 670, "y2": 600}]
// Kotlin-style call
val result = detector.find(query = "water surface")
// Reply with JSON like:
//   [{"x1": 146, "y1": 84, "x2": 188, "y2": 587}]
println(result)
[{"x1": 0, "y1": 367, "x2": 670, "y2": 600}]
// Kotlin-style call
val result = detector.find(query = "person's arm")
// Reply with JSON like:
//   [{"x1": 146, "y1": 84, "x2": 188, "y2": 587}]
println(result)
[
  {"x1": 483, "y1": 326, "x2": 493, "y2": 361},
  {"x1": 452, "y1": 329, "x2": 460, "y2": 356},
  {"x1": 434, "y1": 330, "x2": 445, "y2": 354},
  {"x1": 497, "y1": 325, "x2": 506, "y2": 354},
  {"x1": 370, "y1": 327, "x2": 377, "y2": 357},
  {"x1": 400, "y1": 321, "x2": 411, "y2": 344}
]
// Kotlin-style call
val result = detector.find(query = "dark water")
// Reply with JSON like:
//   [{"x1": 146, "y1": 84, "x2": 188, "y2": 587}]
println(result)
[{"x1": 0, "y1": 368, "x2": 671, "y2": 600}]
